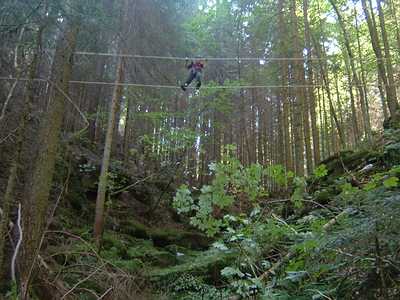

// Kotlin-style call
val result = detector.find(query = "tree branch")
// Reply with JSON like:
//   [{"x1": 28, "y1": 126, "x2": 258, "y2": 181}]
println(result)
[{"x1": 11, "y1": 203, "x2": 22, "y2": 282}]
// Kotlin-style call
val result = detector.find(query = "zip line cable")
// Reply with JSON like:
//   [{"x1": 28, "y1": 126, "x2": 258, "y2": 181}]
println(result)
[
  {"x1": 73, "y1": 50, "x2": 394, "y2": 62},
  {"x1": 0, "y1": 76, "x2": 395, "y2": 89},
  {"x1": 74, "y1": 51, "x2": 323, "y2": 62},
  {"x1": 0, "y1": 76, "x2": 322, "y2": 89},
  {"x1": 14, "y1": 48, "x2": 389, "y2": 62}
]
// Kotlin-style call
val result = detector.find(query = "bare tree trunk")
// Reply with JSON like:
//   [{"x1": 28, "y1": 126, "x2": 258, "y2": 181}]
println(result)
[
  {"x1": 20, "y1": 21, "x2": 78, "y2": 298},
  {"x1": 313, "y1": 34, "x2": 345, "y2": 148},
  {"x1": 378, "y1": 73, "x2": 389, "y2": 119},
  {"x1": 123, "y1": 96, "x2": 133, "y2": 163},
  {"x1": 328, "y1": 0, "x2": 371, "y2": 140},
  {"x1": 94, "y1": 56, "x2": 124, "y2": 244},
  {"x1": 354, "y1": 7, "x2": 373, "y2": 134},
  {"x1": 0, "y1": 29, "x2": 42, "y2": 282},
  {"x1": 303, "y1": 0, "x2": 320, "y2": 165},
  {"x1": 343, "y1": 51, "x2": 360, "y2": 144},
  {"x1": 377, "y1": 0, "x2": 398, "y2": 115},
  {"x1": 362, "y1": 0, "x2": 399, "y2": 116},
  {"x1": 94, "y1": 0, "x2": 130, "y2": 244},
  {"x1": 278, "y1": 0, "x2": 293, "y2": 172},
  {"x1": 388, "y1": 0, "x2": 400, "y2": 50},
  {"x1": 317, "y1": 86, "x2": 326, "y2": 159}
]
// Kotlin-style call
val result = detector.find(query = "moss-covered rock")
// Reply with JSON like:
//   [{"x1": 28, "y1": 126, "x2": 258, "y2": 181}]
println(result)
[
  {"x1": 149, "y1": 227, "x2": 211, "y2": 249},
  {"x1": 313, "y1": 187, "x2": 337, "y2": 204},
  {"x1": 118, "y1": 219, "x2": 149, "y2": 239},
  {"x1": 322, "y1": 150, "x2": 368, "y2": 178},
  {"x1": 117, "y1": 219, "x2": 211, "y2": 250},
  {"x1": 384, "y1": 142, "x2": 400, "y2": 165},
  {"x1": 127, "y1": 242, "x2": 177, "y2": 267},
  {"x1": 148, "y1": 249, "x2": 236, "y2": 283}
]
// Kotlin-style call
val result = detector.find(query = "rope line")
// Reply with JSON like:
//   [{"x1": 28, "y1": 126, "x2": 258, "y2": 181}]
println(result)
[
  {"x1": 0, "y1": 76, "x2": 323, "y2": 89},
  {"x1": 73, "y1": 51, "x2": 396, "y2": 62},
  {"x1": 1, "y1": 47, "x2": 395, "y2": 62},
  {"x1": 74, "y1": 51, "x2": 323, "y2": 62},
  {"x1": 0, "y1": 76, "x2": 396, "y2": 89}
]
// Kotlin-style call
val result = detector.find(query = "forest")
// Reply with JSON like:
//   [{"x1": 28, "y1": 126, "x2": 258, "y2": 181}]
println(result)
[{"x1": 0, "y1": 0, "x2": 400, "y2": 299}]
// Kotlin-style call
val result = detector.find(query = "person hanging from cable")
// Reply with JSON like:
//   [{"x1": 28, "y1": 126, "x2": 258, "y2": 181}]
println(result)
[{"x1": 180, "y1": 57, "x2": 206, "y2": 91}]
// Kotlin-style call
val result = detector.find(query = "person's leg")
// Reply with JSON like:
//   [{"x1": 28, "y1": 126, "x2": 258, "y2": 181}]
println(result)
[
  {"x1": 181, "y1": 70, "x2": 196, "y2": 91},
  {"x1": 195, "y1": 72, "x2": 202, "y2": 89},
  {"x1": 185, "y1": 70, "x2": 196, "y2": 86}
]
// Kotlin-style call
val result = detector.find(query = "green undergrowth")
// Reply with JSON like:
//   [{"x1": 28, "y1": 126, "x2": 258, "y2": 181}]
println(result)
[
  {"x1": 163, "y1": 130, "x2": 400, "y2": 299},
  {"x1": 39, "y1": 128, "x2": 400, "y2": 299},
  {"x1": 148, "y1": 248, "x2": 236, "y2": 280},
  {"x1": 117, "y1": 219, "x2": 211, "y2": 249}
]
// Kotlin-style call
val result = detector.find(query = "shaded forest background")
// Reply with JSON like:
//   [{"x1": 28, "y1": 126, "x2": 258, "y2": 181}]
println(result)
[{"x1": 0, "y1": 0, "x2": 399, "y2": 299}]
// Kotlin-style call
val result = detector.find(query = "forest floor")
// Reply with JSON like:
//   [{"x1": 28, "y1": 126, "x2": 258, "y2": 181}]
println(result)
[{"x1": 29, "y1": 124, "x2": 400, "y2": 300}]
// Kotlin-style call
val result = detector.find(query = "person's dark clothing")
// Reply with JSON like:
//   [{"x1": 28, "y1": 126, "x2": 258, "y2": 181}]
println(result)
[
  {"x1": 184, "y1": 69, "x2": 202, "y2": 89},
  {"x1": 181, "y1": 60, "x2": 204, "y2": 90},
  {"x1": 187, "y1": 61, "x2": 204, "y2": 71}
]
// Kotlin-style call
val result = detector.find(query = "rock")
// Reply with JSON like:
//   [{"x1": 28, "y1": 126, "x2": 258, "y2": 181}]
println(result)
[
  {"x1": 116, "y1": 219, "x2": 211, "y2": 250},
  {"x1": 148, "y1": 248, "x2": 236, "y2": 282}
]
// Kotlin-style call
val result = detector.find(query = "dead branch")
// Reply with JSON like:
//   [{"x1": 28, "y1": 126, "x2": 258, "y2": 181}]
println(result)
[
  {"x1": 11, "y1": 203, "x2": 22, "y2": 282},
  {"x1": 24, "y1": 169, "x2": 71, "y2": 296},
  {"x1": 61, "y1": 262, "x2": 106, "y2": 299},
  {"x1": 259, "y1": 208, "x2": 355, "y2": 282},
  {"x1": 322, "y1": 207, "x2": 354, "y2": 231},
  {"x1": 0, "y1": 27, "x2": 25, "y2": 122},
  {"x1": 110, "y1": 173, "x2": 156, "y2": 196},
  {"x1": 98, "y1": 287, "x2": 113, "y2": 299}
]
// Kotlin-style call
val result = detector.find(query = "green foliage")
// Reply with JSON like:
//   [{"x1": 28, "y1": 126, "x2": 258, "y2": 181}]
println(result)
[
  {"x1": 339, "y1": 182, "x2": 359, "y2": 203},
  {"x1": 313, "y1": 164, "x2": 328, "y2": 179},
  {"x1": 106, "y1": 170, "x2": 129, "y2": 193},
  {"x1": 362, "y1": 166, "x2": 400, "y2": 191},
  {"x1": 173, "y1": 185, "x2": 194, "y2": 214},
  {"x1": 291, "y1": 177, "x2": 306, "y2": 209},
  {"x1": 167, "y1": 274, "x2": 230, "y2": 300},
  {"x1": 5, "y1": 282, "x2": 18, "y2": 300},
  {"x1": 221, "y1": 266, "x2": 245, "y2": 278},
  {"x1": 266, "y1": 165, "x2": 294, "y2": 186},
  {"x1": 383, "y1": 176, "x2": 399, "y2": 188},
  {"x1": 384, "y1": 141, "x2": 400, "y2": 165},
  {"x1": 173, "y1": 146, "x2": 271, "y2": 236}
]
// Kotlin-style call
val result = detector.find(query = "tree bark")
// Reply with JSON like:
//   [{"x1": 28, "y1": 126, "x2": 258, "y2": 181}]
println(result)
[
  {"x1": 94, "y1": 56, "x2": 125, "y2": 244},
  {"x1": 290, "y1": 0, "x2": 306, "y2": 176},
  {"x1": 377, "y1": 0, "x2": 398, "y2": 116},
  {"x1": 362, "y1": 0, "x2": 399, "y2": 116},
  {"x1": 328, "y1": 0, "x2": 371, "y2": 140},
  {"x1": 21, "y1": 21, "x2": 78, "y2": 298},
  {"x1": 93, "y1": 0, "x2": 130, "y2": 244},
  {"x1": 303, "y1": 0, "x2": 320, "y2": 165}
]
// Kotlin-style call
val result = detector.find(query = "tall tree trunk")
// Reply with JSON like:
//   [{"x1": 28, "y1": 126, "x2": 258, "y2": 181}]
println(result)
[
  {"x1": 354, "y1": 6, "x2": 373, "y2": 134},
  {"x1": 290, "y1": 0, "x2": 306, "y2": 176},
  {"x1": 317, "y1": 86, "x2": 326, "y2": 159},
  {"x1": 362, "y1": 0, "x2": 399, "y2": 116},
  {"x1": 123, "y1": 96, "x2": 133, "y2": 163},
  {"x1": 377, "y1": 0, "x2": 398, "y2": 116},
  {"x1": 303, "y1": 0, "x2": 320, "y2": 165},
  {"x1": 328, "y1": 0, "x2": 371, "y2": 140},
  {"x1": 378, "y1": 73, "x2": 389, "y2": 119},
  {"x1": 343, "y1": 50, "x2": 360, "y2": 144},
  {"x1": 388, "y1": 0, "x2": 400, "y2": 50},
  {"x1": 94, "y1": 0, "x2": 129, "y2": 244},
  {"x1": 21, "y1": 21, "x2": 78, "y2": 298},
  {"x1": 94, "y1": 57, "x2": 125, "y2": 244},
  {"x1": 312, "y1": 34, "x2": 345, "y2": 147},
  {"x1": 0, "y1": 26, "x2": 42, "y2": 285},
  {"x1": 88, "y1": 57, "x2": 107, "y2": 141},
  {"x1": 278, "y1": 0, "x2": 293, "y2": 172}
]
